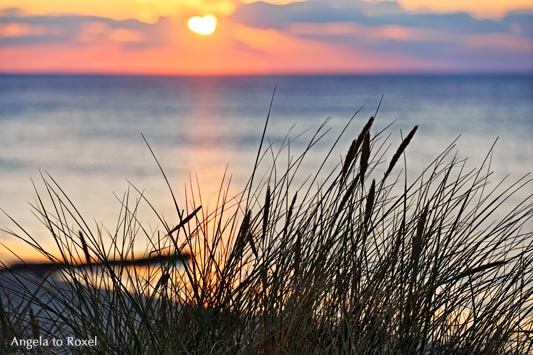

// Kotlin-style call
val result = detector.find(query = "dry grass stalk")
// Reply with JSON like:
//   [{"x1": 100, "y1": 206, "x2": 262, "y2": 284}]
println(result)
[
  {"x1": 341, "y1": 116, "x2": 375, "y2": 180},
  {"x1": 385, "y1": 125, "x2": 418, "y2": 179}
]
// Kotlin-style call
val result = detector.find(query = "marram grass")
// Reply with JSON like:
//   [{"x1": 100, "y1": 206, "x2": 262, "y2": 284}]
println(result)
[{"x1": 1, "y1": 104, "x2": 532, "y2": 355}]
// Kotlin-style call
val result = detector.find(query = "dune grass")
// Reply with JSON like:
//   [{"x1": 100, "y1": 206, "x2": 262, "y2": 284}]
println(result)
[{"x1": 1, "y1": 103, "x2": 532, "y2": 354}]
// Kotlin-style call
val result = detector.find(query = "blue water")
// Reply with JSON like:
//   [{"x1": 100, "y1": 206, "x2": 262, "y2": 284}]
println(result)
[{"x1": 1, "y1": 74, "x2": 532, "y2": 259}]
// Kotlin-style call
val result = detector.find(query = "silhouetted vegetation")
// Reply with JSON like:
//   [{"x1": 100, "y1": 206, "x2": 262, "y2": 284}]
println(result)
[{"x1": 1, "y1": 102, "x2": 532, "y2": 354}]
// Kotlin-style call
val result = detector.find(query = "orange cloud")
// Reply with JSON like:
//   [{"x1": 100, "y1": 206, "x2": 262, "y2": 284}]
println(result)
[
  {"x1": 109, "y1": 28, "x2": 146, "y2": 44},
  {"x1": 0, "y1": 23, "x2": 61, "y2": 37}
]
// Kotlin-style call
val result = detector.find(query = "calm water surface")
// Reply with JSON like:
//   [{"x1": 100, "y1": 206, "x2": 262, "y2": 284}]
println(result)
[{"x1": 1, "y1": 74, "x2": 531, "y2": 261}]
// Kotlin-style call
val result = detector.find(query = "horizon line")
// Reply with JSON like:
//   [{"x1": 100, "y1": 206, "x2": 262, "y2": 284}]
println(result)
[{"x1": 1, "y1": 70, "x2": 532, "y2": 78}]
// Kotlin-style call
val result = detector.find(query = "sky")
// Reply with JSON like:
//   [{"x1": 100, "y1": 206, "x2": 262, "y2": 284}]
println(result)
[{"x1": 0, "y1": 0, "x2": 532, "y2": 74}]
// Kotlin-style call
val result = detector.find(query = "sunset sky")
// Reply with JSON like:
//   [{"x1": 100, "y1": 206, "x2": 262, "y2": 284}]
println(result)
[{"x1": 0, "y1": 0, "x2": 532, "y2": 74}]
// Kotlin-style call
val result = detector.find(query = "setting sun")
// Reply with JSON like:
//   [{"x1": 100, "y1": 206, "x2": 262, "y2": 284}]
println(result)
[{"x1": 187, "y1": 15, "x2": 217, "y2": 36}]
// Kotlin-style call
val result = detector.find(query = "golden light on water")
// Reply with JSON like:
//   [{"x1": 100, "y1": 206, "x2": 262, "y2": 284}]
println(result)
[{"x1": 187, "y1": 15, "x2": 217, "y2": 36}]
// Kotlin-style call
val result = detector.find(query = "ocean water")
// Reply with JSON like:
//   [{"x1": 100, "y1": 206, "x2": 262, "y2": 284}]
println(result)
[{"x1": 1, "y1": 74, "x2": 532, "y2": 261}]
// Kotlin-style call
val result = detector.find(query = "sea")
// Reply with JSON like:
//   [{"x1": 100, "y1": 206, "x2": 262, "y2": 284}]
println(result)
[{"x1": 1, "y1": 74, "x2": 532, "y2": 261}]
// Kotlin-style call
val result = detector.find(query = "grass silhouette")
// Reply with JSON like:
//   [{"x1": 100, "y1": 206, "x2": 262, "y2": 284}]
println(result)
[{"x1": 1, "y1": 101, "x2": 532, "y2": 354}]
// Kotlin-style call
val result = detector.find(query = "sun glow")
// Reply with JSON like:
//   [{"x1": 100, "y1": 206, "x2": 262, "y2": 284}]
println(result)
[{"x1": 187, "y1": 15, "x2": 217, "y2": 36}]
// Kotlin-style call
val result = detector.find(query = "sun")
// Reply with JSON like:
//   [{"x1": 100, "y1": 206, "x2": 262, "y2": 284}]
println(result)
[{"x1": 187, "y1": 15, "x2": 217, "y2": 36}]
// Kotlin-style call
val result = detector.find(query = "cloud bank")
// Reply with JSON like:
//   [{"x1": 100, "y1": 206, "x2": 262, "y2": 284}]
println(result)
[
  {"x1": 0, "y1": 0, "x2": 531, "y2": 74},
  {"x1": 229, "y1": 0, "x2": 533, "y2": 71}
]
